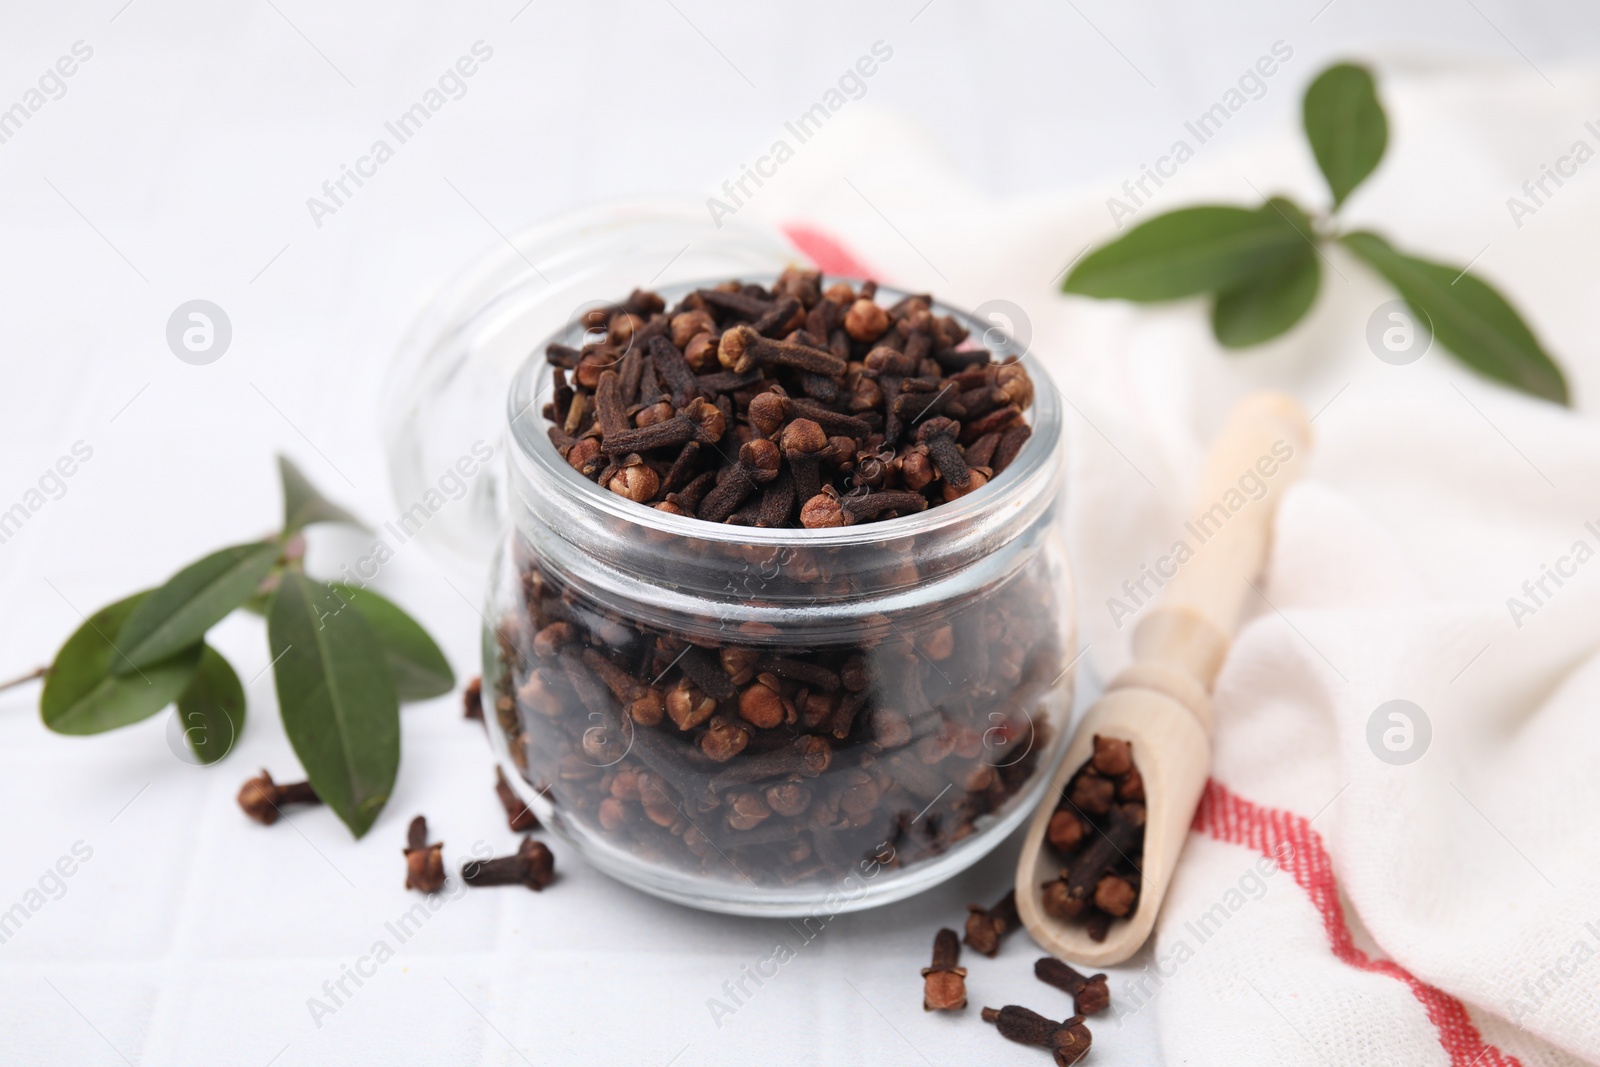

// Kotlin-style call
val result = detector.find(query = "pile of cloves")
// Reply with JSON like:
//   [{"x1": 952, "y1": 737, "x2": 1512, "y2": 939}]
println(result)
[
  {"x1": 541, "y1": 269, "x2": 1035, "y2": 528},
  {"x1": 493, "y1": 545, "x2": 1059, "y2": 887},
  {"x1": 1041, "y1": 735, "x2": 1145, "y2": 941}
]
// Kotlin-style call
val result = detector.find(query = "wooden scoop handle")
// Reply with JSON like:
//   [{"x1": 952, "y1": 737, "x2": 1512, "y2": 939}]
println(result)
[{"x1": 1128, "y1": 392, "x2": 1312, "y2": 710}]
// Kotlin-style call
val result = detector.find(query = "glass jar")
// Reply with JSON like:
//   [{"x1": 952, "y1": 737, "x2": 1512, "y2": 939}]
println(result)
[{"x1": 386, "y1": 201, "x2": 1075, "y2": 915}]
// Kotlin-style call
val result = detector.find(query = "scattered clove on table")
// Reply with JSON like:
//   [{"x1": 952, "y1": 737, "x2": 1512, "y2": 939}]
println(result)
[
  {"x1": 237, "y1": 770, "x2": 320, "y2": 825},
  {"x1": 921, "y1": 927, "x2": 968, "y2": 1011},
  {"x1": 462, "y1": 836, "x2": 555, "y2": 891},
  {"x1": 1034, "y1": 957, "x2": 1110, "y2": 1016},
  {"x1": 964, "y1": 888, "x2": 1020, "y2": 957},
  {"x1": 981, "y1": 1004, "x2": 1093, "y2": 1066},
  {"x1": 403, "y1": 815, "x2": 446, "y2": 893}
]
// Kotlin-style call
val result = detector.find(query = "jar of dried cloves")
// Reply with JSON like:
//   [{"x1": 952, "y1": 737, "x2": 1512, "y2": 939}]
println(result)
[{"x1": 386, "y1": 200, "x2": 1075, "y2": 915}]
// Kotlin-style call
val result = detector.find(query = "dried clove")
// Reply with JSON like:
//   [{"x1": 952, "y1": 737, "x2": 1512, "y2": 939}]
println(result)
[
  {"x1": 698, "y1": 439, "x2": 781, "y2": 523},
  {"x1": 718, "y1": 325, "x2": 848, "y2": 377},
  {"x1": 1091, "y1": 734, "x2": 1132, "y2": 776},
  {"x1": 800, "y1": 486, "x2": 931, "y2": 527},
  {"x1": 841, "y1": 489, "x2": 929, "y2": 525},
  {"x1": 700, "y1": 715, "x2": 752, "y2": 762},
  {"x1": 606, "y1": 453, "x2": 659, "y2": 502},
  {"x1": 779, "y1": 418, "x2": 827, "y2": 504},
  {"x1": 1047, "y1": 810, "x2": 1085, "y2": 852},
  {"x1": 751, "y1": 295, "x2": 801, "y2": 336},
  {"x1": 916, "y1": 417, "x2": 970, "y2": 489},
  {"x1": 844, "y1": 297, "x2": 890, "y2": 342},
  {"x1": 403, "y1": 815, "x2": 446, "y2": 893},
  {"x1": 964, "y1": 888, "x2": 1020, "y2": 957},
  {"x1": 980, "y1": 1005, "x2": 1093, "y2": 1066},
  {"x1": 995, "y1": 423, "x2": 1032, "y2": 473},
  {"x1": 594, "y1": 370, "x2": 629, "y2": 437},
  {"x1": 1094, "y1": 874, "x2": 1138, "y2": 917},
  {"x1": 601, "y1": 397, "x2": 726, "y2": 454},
  {"x1": 462, "y1": 836, "x2": 555, "y2": 891},
  {"x1": 495, "y1": 766, "x2": 540, "y2": 832},
  {"x1": 696, "y1": 286, "x2": 775, "y2": 320},
  {"x1": 1034, "y1": 957, "x2": 1111, "y2": 1016},
  {"x1": 237, "y1": 770, "x2": 320, "y2": 825},
  {"x1": 921, "y1": 927, "x2": 968, "y2": 1011},
  {"x1": 1064, "y1": 803, "x2": 1144, "y2": 903}
]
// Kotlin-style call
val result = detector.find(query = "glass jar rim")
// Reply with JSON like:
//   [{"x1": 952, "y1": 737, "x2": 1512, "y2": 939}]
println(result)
[{"x1": 507, "y1": 277, "x2": 1062, "y2": 549}]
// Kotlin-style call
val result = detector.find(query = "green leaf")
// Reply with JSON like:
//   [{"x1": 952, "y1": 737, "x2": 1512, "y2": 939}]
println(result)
[
  {"x1": 112, "y1": 541, "x2": 282, "y2": 674},
  {"x1": 175, "y1": 645, "x2": 246, "y2": 764},
  {"x1": 327, "y1": 583, "x2": 455, "y2": 702},
  {"x1": 42, "y1": 593, "x2": 204, "y2": 735},
  {"x1": 1212, "y1": 246, "x2": 1322, "y2": 348},
  {"x1": 1063, "y1": 205, "x2": 1311, "y2": 301},
  {"x1": 1342, "y1": 231, "x2": 1569, "y2": 405},
  {"x1": 1303, "y1": 62, "x2": 1388, "y2": 210},
  {"x1": 279, "y1": 455, "x2": 364, "y2": 534},
  {"x1": 268, "y1": 572, "x2": 399, "y2": 837}
]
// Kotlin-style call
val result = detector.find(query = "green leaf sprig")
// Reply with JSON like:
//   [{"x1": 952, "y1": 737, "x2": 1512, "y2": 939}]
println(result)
[
  {"x1": 1063, "y1": 61, "x2": 1569, "y2": 405},
  {"x1": 40, "y1": 456, "x2": 454, "y2": 837}
]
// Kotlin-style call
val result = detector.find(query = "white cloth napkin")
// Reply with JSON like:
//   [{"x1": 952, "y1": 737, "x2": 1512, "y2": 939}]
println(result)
[{"x1": 746, "y1": 56, "x2": 1600, "y2": 1066}]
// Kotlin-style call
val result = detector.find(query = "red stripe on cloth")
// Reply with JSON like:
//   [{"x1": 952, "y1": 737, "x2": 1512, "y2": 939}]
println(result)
[
  {"x1": 1193, "y1": 780, "x2": 1520, "y2": 1067},
  {"x1": 780, "y1": 223, "x2": 880, "y2": 280}
]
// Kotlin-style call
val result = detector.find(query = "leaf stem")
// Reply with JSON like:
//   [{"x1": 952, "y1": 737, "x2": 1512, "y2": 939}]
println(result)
[{"x1": 0, "y1": 665, "x2": 48, "y2": 693}]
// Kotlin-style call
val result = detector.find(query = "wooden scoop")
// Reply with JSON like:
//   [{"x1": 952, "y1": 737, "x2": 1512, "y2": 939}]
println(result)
[{"x1": 1016, "y1": 392, "x2": 1312, "y2": 966}]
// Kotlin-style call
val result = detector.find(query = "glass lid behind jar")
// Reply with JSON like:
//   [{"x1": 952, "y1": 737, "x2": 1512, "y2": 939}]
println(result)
[{"x1": 379, "y1": 197, "x2": 805, "y2": 571}]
